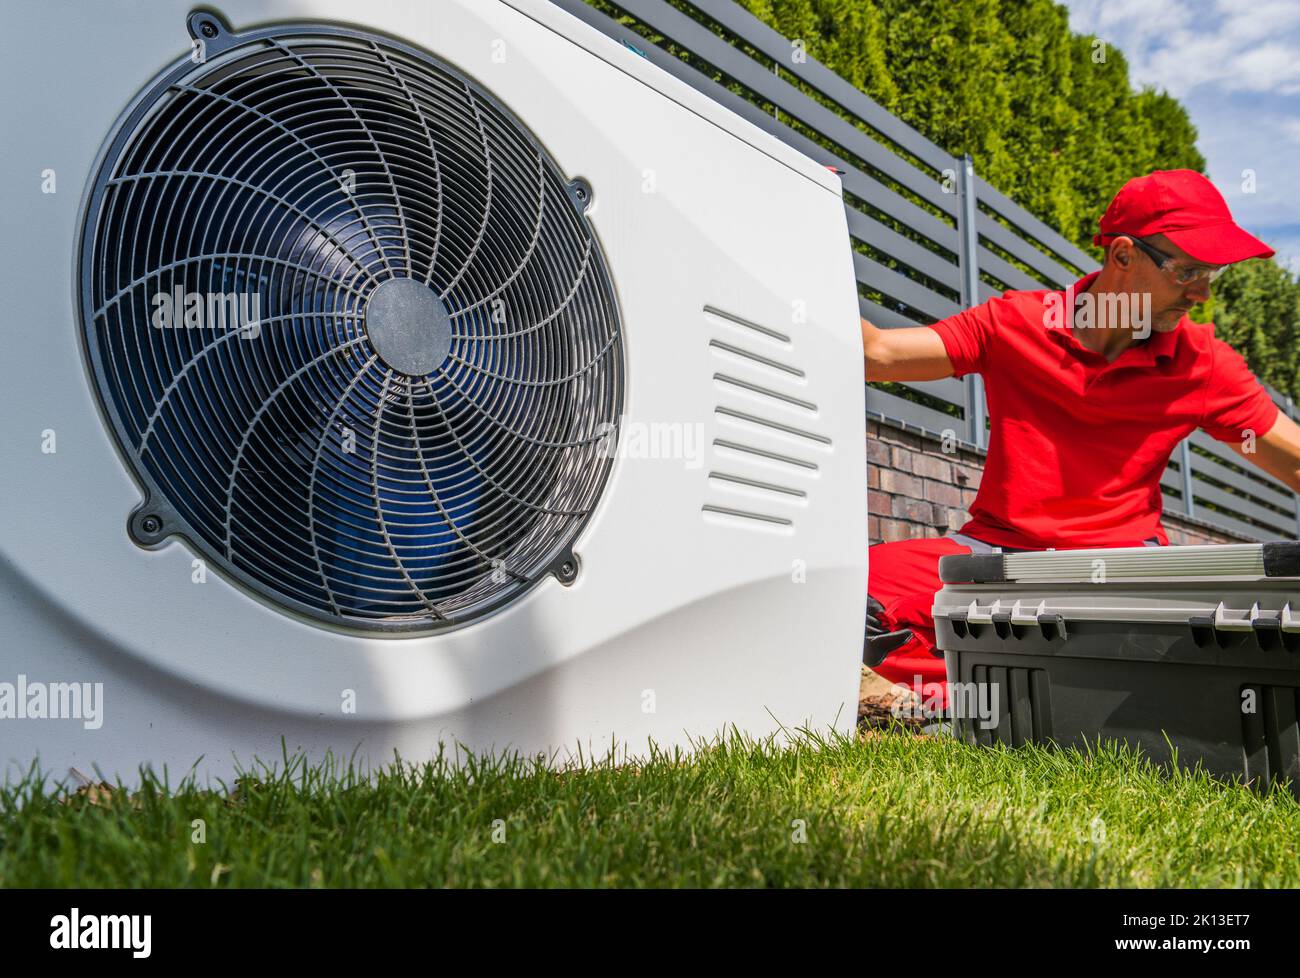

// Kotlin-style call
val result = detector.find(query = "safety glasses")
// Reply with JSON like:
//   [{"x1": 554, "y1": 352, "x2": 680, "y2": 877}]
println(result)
[{"x1": 1123, "y1": 234, "x2": 1227, "y2": 285}]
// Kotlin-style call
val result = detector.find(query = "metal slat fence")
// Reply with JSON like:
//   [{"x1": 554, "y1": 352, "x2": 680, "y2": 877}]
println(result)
[{"x1": 558, "y1": 0, "x2": 1300, "y2": 542}]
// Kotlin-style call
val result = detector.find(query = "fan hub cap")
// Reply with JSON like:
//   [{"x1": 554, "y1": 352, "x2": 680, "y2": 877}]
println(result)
[{"x1": 364, "y1": 278, "x2": 454, "y2": 377}]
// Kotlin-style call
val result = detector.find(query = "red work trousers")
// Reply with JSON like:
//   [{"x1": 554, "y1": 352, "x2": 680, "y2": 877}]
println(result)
[{"x1": 866, "y1": 537, "x2": 971, "y2": 709}]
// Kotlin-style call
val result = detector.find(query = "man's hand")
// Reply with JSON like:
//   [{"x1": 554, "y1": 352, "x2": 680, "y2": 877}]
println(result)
[
  {"x1": 861, "y1": 317, "x2": 956, "y2": 382},
  {"x1": 1232, "y1": 411, "x2": 1300, "y2": 493}
]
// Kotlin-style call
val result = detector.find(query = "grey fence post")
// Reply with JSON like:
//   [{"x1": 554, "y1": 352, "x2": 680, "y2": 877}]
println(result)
[
  {"x1": 957, "y1": 154, "x2": 987, "y2": 449},
  {"x1": 1180, "y1": 439, "x2": 1196, "y2": 519}
]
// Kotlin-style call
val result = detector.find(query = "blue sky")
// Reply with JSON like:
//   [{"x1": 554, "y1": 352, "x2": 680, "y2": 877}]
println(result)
[{"x1": 1060, "y1": 0, "x2": 1300, "y2": 271}]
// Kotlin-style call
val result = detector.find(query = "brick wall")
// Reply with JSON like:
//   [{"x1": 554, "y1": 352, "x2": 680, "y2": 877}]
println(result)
[{"x1": 867, "y1": 416, "x2": 1249, "y2": 548}]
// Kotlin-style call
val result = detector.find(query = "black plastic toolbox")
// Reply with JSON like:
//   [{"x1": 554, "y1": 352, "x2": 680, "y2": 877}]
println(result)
[{"x1": 933, "y1": 542, "x2": 1300, "y2": 796}]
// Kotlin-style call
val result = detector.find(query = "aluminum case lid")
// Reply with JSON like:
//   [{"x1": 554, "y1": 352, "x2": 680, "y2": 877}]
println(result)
[{"x1": 938, "y1": 541, "x2": 1300, "y2": 586}]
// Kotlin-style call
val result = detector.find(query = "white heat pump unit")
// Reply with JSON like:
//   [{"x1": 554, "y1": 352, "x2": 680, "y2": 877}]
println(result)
[{"x1": 0, "y1": 0, "x2": 865, "y2": 785}]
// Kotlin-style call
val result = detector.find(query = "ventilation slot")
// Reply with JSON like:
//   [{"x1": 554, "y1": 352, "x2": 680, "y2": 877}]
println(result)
[
  {"x1": 715, "y1": 406, "x2": 830, "y2": 446},
  {"x1": 701, "y1": 504, "x2": 793, "y2": 528},
  {"x1": 702, "y1": 305, "x2": 791, "y2": 344},
  {"x1": 713, "y1": 439, "x2": 818, "y2": 472},
  {"x1": 708, "y1": 340, "x2": 804, "y2": 377},
  {"x1": 708, "y1": 472, "x2": 806, "y2": 499},
  {"x1": 713, "y1": 374, "x2": 816, "y2": 414}
]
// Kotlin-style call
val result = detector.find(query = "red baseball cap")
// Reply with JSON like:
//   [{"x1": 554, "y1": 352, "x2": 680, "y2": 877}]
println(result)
[{"x1": 1093, "y1": 169, "x2": 1274, "y2": 264}]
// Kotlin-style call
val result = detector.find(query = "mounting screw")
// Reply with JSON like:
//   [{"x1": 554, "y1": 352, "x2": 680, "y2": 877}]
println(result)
[
  {"x1": 556, "y1": 558, "x2": 578, "y2": 584},
  {"x1": 129, "y1": 507, "x2": 172, "y2": 549},
  {"x1": 187, "y1": 10, "x2": 230, "y2": 43},
  {"x1": 568, "y1": 178, "x2": 593, "y2": 211}
]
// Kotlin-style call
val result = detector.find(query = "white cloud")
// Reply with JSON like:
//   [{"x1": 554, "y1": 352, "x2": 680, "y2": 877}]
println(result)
[{"x1": 1063, "y1": 0, "x2": 1300, "y2": 97}]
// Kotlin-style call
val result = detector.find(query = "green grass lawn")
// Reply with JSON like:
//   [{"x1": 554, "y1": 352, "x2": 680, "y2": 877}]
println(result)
[{"x1": 2, "y1": 727, "x2": 1298, "y2": 887}]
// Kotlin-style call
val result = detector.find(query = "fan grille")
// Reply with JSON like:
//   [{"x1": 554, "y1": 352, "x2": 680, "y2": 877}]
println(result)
[{"x1": 80, "y1": 26, "x2": 624, "y2": 630}]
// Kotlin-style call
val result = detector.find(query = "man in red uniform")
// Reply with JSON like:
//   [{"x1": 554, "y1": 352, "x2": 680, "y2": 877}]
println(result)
[{"x1": 861, "y1": 169, "x2": 1300, "y2": 712}]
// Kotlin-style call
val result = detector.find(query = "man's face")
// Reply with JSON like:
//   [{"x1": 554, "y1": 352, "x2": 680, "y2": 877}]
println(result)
[{"x1": 1115, "y1": 233, "x2": 1218, "y2": 333}]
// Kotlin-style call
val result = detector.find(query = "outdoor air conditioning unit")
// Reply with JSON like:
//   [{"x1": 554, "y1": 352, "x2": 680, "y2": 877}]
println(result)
[{"x1": 0, "y1": 0, "x2": 865, "y2": 785}]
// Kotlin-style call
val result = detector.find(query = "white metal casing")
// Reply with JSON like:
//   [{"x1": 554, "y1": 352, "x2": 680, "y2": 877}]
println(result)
[{"x1": 0, "y1": 0, "x2": 866, "y2": 784}]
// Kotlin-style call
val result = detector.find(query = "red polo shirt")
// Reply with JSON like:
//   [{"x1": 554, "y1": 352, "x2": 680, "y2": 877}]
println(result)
[{"x1": 928, "y1": 271, "x2": 1280, "y2": 549}]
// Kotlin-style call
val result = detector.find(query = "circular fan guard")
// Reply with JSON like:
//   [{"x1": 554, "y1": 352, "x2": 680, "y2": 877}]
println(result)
[{"x1": 79, "y1": 18, "x2": 624, "y2": 631}]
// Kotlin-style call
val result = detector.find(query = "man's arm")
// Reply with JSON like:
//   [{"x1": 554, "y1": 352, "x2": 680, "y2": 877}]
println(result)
[
  {"x1": 861, "y1": 317, "x2": 956, "y2": 382},
  {"x1": 1231, "y1": 412, "x2": 1300, "y2": 493}
]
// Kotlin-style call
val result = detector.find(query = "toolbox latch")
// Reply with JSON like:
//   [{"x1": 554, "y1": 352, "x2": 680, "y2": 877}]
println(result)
[{"x1": 1036, "y1": 613, "x2": 1067, "y2": 641}]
